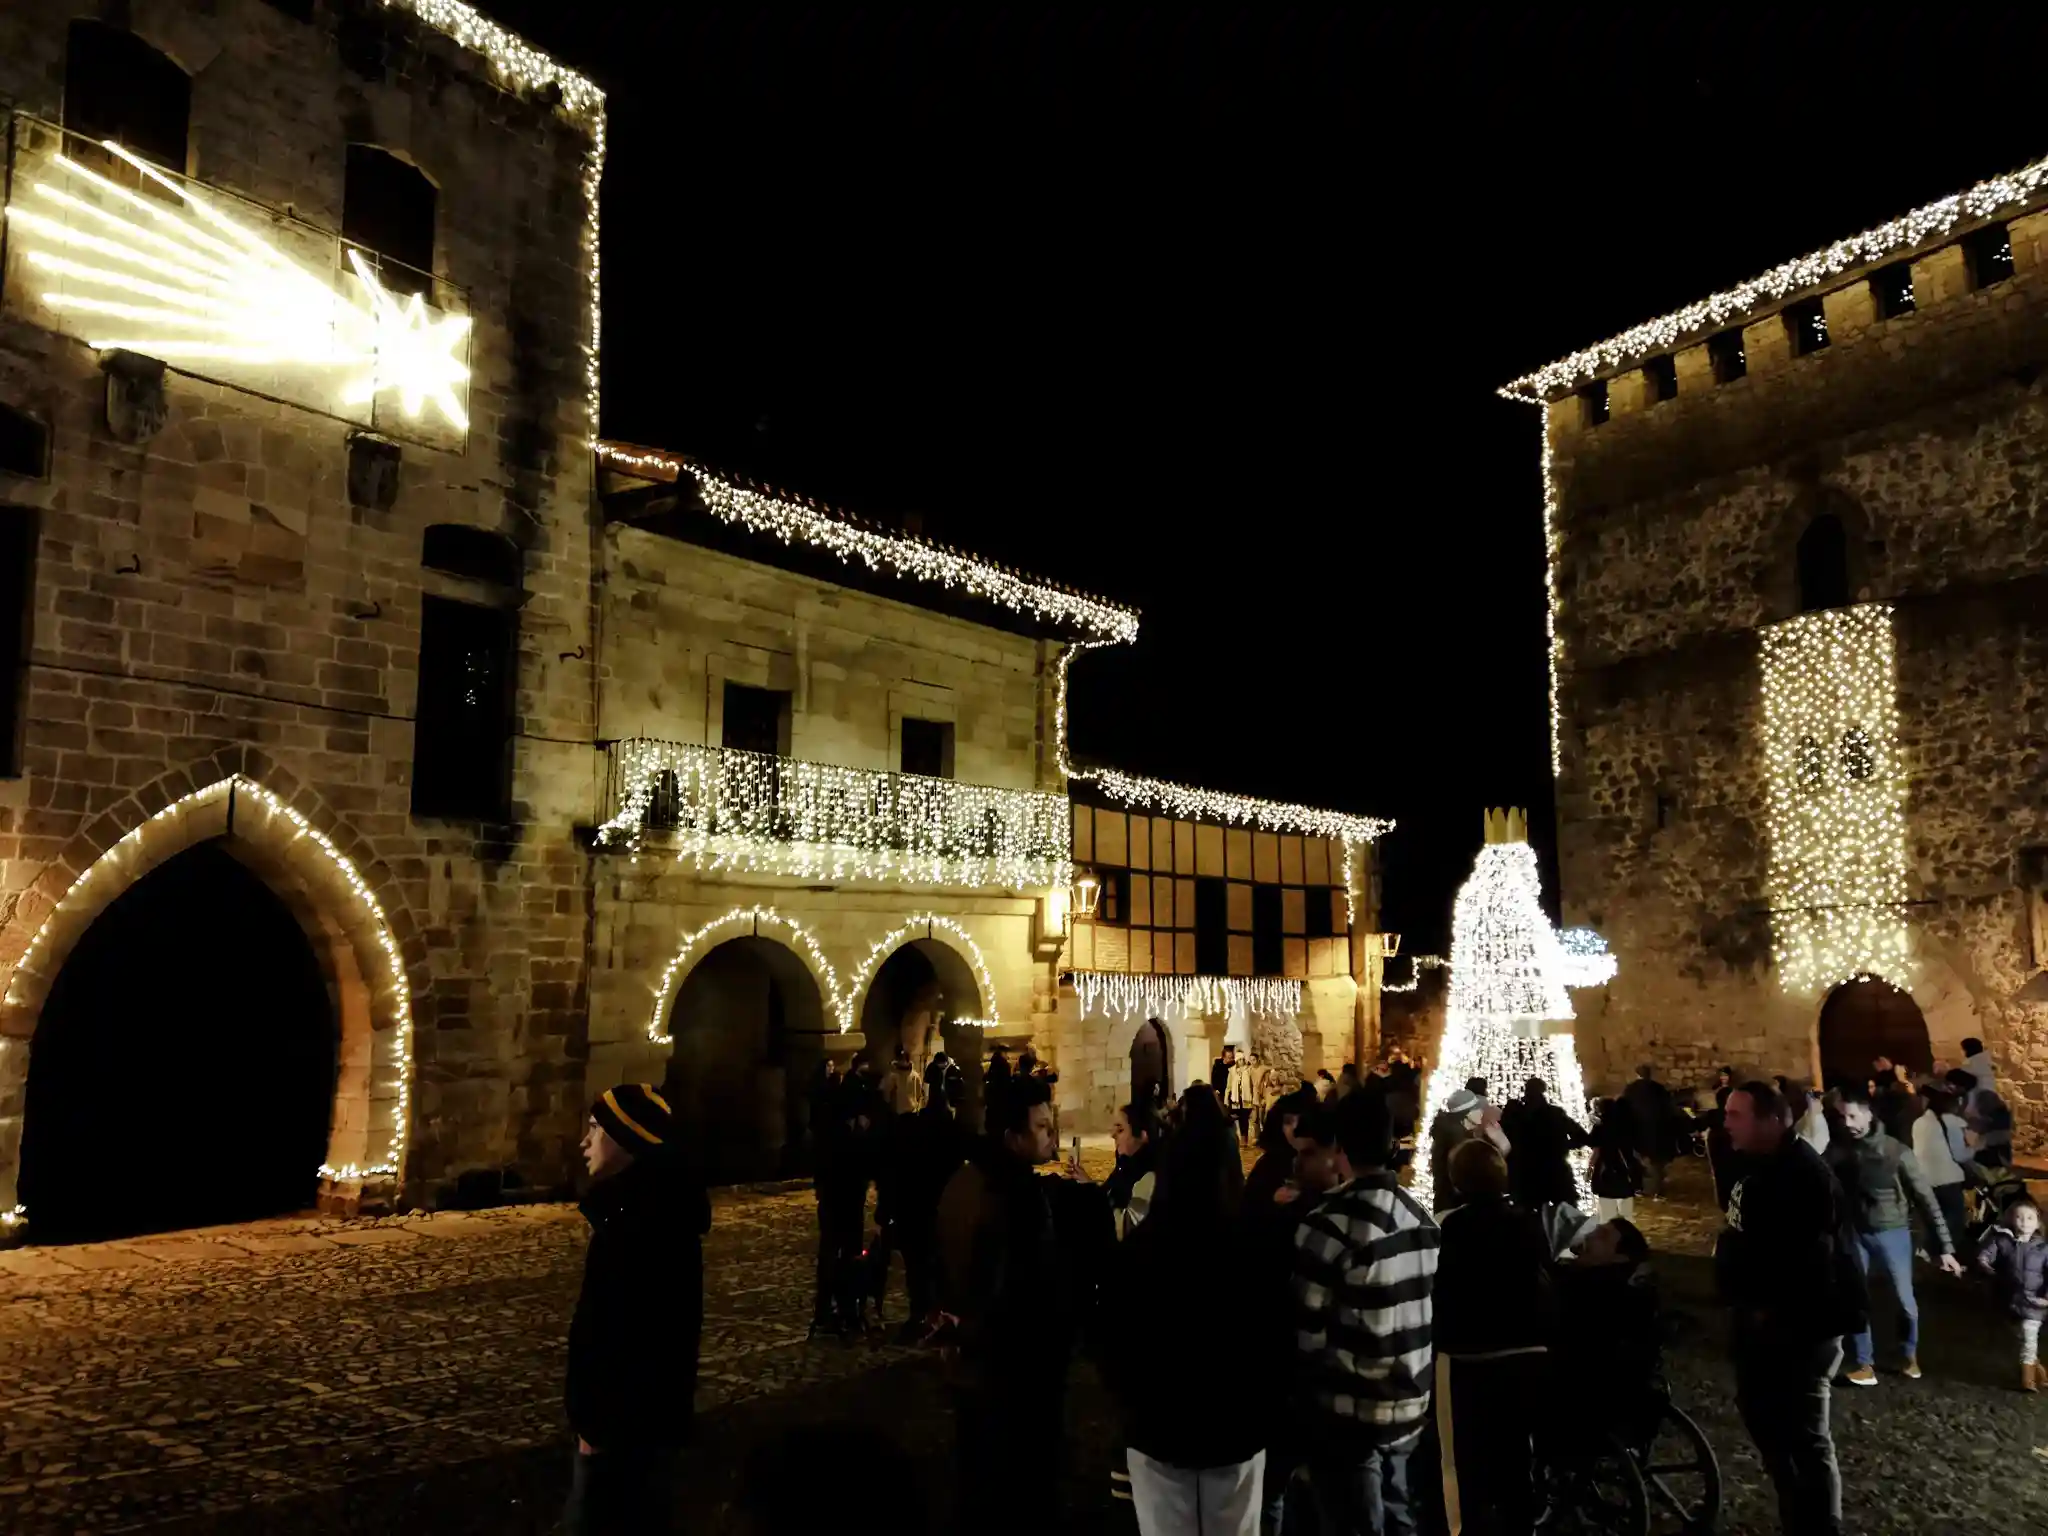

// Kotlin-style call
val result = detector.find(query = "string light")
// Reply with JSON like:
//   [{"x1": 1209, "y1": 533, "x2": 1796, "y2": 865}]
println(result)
[
  {"x1": 845, "y1": 915, "x2": 1001, "y2": 1036},
  {"x1": 1540, "y1": 402, "x2": 1564, "y2": 778},
  {"x1": 1414, "y1": 815, "x2": 1613, "y2": 1210},
  {"x1": 596, "y1": 740, "x2": 1070, "y2": 890},
  {"x1": 1380, "y1": 953, "x2": 1450, "y2": 994},
  {"x1": 1085, "y1": 767, "x2": 1393, "y2": 846},
  {"x1": 1, "y1": 1205, "x2": 22, "y2": 1230},
  {"x1": 2, "y1": 775, "x2": 415, "y2": 1192},
  {"x1": 1071, "y1": 971, "x2": 1303, "y2": 1021},
  {"x1": 647, "y1": 906, "x2": 847, "y2": 1044},
  {"x1": 596, "y1": 443, "x2": 1140, "y2": 642},
  {"x1": 6, "y1": 141, "x2": 472, "y2": 430},
  {"x1": 1556, "y1": 927, "x2": 1619, "y2": 988},
  {"x1": 385, "y1": 0, "x2": 606, "y2": 445},
  {"x1": 1500, "y1": 149, "x2": 2048, "y2": 401},
  {"x1": 1760, "y1": 606, "x2": 1911, "y2": 994}
]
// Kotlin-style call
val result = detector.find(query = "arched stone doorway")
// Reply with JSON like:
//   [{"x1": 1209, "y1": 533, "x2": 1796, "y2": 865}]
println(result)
[
  {"x1": 857, "y1": 937, "x2": 987, "y2": 1120},
  {"x1": 0, "y1": 773, "x2": 412, "y2": 1231},
  {"x1": 19, "y1": 844, "x2": 337, "y2": 1241},
  {"x1": 1818, "y1": 973, "x2": 1932, "y2": 1084},
  {"x1": 662, "y1": 936, "x2": 826, "y2": 1183},
  {"x1": 1129, "y1": 1017, "x2": 1172, "y2": 1113}
]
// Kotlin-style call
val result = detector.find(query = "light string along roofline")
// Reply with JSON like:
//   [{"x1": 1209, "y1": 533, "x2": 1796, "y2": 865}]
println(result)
[
  {"x1": 2, "y1": 774, "x2": 415, "y2": 1186},
  {"x1": 1500, "y1": 147, "x2": 2048, "y2": 401},
  {"x1": 596, "y1": 443, "x2": 1141, "y2": 643},
  {"x1": 384, "y1": 1, "x2": 607, "y2": 447}
]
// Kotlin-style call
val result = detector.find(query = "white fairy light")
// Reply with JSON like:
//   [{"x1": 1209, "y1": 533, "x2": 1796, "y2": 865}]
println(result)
[
  {"x1": 1539, "y1": 401, "x2": 1564, "y2": 778},
  {"x1": 1500, "y1": 148, "x2": 2048, "y2": 401},
  {"x1": 1071, "y1": 971, "x2": 1303, "y2": 1022},
  {"x1": 596, "y1": 443, "x2": 1141, "y2": 642},
  {"x1": 1086, "y1": 767, "x2": 1394, "y2": 846},
  {"x1": 1760, "y1": 605, "x2": 1912, "y2": 994},
  {"x1": 647, "y1": 906, "x2": 847, "y2": 1044},
  {"x1": 845, "y1": 914, "x2": 1002, "y2": 1037},
  {"x1": 1, "y1": 1205, "x2": 23, "y2": 1230},
  {"x1": 1, "y1": 775, "x2": 415, "y2": 1193},
  {"x1": 596, "y1": 740, "x2": 1070, "y2": 890},
  {"x1": 1555, "y1": 927, "x2": 1619, "y2": 989},
  {"x1": 5, "y1": 143, "x2": 473, "y2": 431},
  {"x1": 1379, "y1": 953, "x2": 1450, "y2": 994}
]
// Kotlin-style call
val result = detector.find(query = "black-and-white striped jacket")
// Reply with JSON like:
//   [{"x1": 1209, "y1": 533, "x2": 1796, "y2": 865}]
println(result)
[{"x1": 1289, "y1": 1171, "x2": 1441, "y2": 1447}]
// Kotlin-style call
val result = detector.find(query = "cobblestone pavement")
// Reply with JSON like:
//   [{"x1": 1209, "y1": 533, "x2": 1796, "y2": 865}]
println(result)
[{"x1": 3, "y1": 1155, "x2": 2046, "y2": 1533}]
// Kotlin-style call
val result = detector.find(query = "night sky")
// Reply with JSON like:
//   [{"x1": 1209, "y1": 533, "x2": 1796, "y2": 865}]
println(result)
[{"x1": 490, "y1": 7, "x2": 2048, "y2": 949}]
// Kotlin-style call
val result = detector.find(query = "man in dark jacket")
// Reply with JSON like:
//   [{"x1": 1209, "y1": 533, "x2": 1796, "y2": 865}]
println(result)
[
  {"x1": 812, "y1": 1055, "x2": 879, "y2": 1336},
  {"x1": 1434, "y1": 1138, "x2": 1554, "y2": 1536},
  {"x1": 1621, "y1": 1065, "x2": 1679, "y2": 1199},
  {"x1": 1503, "y1": 1077, "x2": 1587, "y2": 1208},
  {"x1": 565, "y1": 1084, "x2": 711, "y2": 1535},
  {"x1": 884, "y1": 1092, "x2": 966, "y2": 1341},
  {"x1": 938, "y1": 1074, "x2": 1108, "y2": 1534},
  {"x1": 1717, "y1": 1081, "x2": 1867, "y2": 1536}
]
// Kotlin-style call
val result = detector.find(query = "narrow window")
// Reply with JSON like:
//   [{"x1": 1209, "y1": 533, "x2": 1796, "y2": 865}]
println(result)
[
  {"x1": 1251, "y1": 884, "x2": 1284, "y2": 977},
  {"x1": 343, "y1": 145, "x2": 437, "y2": 297},
  {"x1": 721, "y1": 682, "x2": 790, "y2": 758},
  {"x1": 1097, "y1": 869, "x2": 1128, "y2": 926},
  {"x1": 1871, "y1": 261, "x2": 1916, "y2": 320},
  {"x1": 411, "y1": 596, "x2": 513, "y2": 820},
  {"x1": 900, "y1": 718, "x2": 954, "y2": 779},
  {"x1": 1304, "y1": 885, "x2": 1336, "y2": 940},
  {"x1": 1645, "y1": 355, "x2": 1678, "y2": 403},
  {"x1": 1786, "y1": 298, "x2": 1829, "y2": 357},
  {"x1": 0, "y1": 403, "x2": 49, "y2": 480},
  {"x1": 1708, "y1": 328, "x2": 1747, "y2": 384},
  {"x1": 1796, "y1": 513, "x2": 1851, "y2": 611},
  {"x1": 1579, "y1": 381, "x2": 1609, "y2": 427},
  {"x1": 1965, "y1": 223, "x2": 2014, "y2": 290},
  {"x1": 0, "y1": 511, "x2": 36, "y2": 776},
  {"x1": 1194, "y1": 876, "x2": 1229, "y2": 975},
  {"x1": 64, "y1": 21, "x2": 190, "y2": 172}
]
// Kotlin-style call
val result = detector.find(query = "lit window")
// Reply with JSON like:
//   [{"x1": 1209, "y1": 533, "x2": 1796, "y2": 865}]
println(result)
[{"x1": 1965, "y1": 223, "x2": 2014, "y2": 290}]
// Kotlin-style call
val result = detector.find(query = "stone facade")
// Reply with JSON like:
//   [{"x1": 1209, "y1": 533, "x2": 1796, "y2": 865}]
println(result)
[
  {"x1": 0, "y1": 2, "x2": 598, "y2": 1215},
  {"x1": 1539, "y1": 193, "x2": 2048, "y2": 1141}
]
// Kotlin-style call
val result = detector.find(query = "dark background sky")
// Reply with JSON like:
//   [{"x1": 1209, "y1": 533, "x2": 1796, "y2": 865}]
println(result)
[{"x1": 491, "y1": 6, "x2": 2044, "y2": 951}]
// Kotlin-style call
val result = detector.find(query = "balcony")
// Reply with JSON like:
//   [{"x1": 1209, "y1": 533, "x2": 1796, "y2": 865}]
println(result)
[
  {"x1": 596, "y1": 739, "x2": 1072, "y2": 890},
  {"x1": 2, "y1": 113, "x2": 471, "y2": 452}
]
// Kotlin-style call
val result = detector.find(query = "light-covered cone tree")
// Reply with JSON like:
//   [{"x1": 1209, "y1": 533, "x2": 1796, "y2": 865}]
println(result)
[{"x1": 1413, "y1": 809, "x2": 1613, "y2": 1211}]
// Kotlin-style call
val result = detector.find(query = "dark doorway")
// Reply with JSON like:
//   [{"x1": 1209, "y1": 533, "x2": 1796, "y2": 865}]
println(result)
[
  {"x1": 1129, "y1": 1017, "x2": 1172, "y2": 1113},
  {"x1": 858, "y1": 938, "x2": 987, "y2": 1126},
  {"x1": 19, "y1": 842, "x2": 337, "y2": 1242},
  {"x1": 664, "y1": 937, "x2": 825, "y2": 1183},
  {"x1": 1817, "y1": 974, "x2": 1932, "y2": 1084},
  {"x1": 1796, "y1": 514, "x2": 1852, "y2": 612}
]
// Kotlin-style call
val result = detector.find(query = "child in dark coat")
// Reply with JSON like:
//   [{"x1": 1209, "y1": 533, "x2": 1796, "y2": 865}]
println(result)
[
  {"x1": 1974, "y1": 1196, "x2": 2048, "y2": 1392},
  {"x1": 564, "y1": 1084, "x2": 711, "y2": 1534}
]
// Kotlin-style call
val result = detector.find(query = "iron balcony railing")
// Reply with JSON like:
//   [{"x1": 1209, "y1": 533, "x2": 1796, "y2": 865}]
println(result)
[{"x1": 596, "y1": 738, "x2": 1071, "y2": 888}]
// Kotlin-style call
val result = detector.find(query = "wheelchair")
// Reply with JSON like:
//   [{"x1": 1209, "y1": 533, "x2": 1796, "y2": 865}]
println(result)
[{"x1": 1537, "y1": 1385, "x2": 1721, "y2": 1534}]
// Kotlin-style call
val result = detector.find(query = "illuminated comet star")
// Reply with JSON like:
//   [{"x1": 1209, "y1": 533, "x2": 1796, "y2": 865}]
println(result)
[{"x1": 2, "y1": 139, "x2": 471, "y2": 432}]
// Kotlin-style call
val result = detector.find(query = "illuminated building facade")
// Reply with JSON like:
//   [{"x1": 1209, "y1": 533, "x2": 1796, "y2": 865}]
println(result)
[{"x1": 1512, "y1": 151, "x2": 2048, "y2": 1142}]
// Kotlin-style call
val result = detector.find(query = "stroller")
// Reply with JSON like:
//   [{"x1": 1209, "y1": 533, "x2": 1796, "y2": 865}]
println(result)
[{"x1": 1964, "y1": 1159, "x2": 2032, "y2": 1248}]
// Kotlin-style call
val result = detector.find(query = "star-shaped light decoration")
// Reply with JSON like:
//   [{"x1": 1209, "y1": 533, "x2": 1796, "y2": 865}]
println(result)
[{"x1": 2, "y1": 139, "x2": 472, "y2": 434}]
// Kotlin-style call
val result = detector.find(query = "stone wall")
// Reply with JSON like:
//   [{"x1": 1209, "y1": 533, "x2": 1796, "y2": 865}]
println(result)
[
  {"x1": 0, "y1": 2, "x2": 598, "y2": 1211},
  {"x1": 1544, "y1": 201, "x2": 2048, "y2": 1141},
  {"x1": 603, "y1": 527, "x2": 1061, "y2": 791}
]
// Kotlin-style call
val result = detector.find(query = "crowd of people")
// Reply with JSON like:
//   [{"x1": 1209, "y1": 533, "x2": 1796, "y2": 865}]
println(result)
[{"x1": 551, "y1": 1032, "x2": 2046, "y2": 1536}]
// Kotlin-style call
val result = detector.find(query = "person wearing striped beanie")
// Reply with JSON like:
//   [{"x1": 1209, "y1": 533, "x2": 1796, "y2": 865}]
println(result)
[{"x1": 564, "y1": 1083, "x2": 711, "y2": 1534}]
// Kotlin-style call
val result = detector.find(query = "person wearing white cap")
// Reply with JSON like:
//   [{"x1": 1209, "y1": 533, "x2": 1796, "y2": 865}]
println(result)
[{"x1": 1428, "y1": 1087, "x2": 1510, "y2": 1213}]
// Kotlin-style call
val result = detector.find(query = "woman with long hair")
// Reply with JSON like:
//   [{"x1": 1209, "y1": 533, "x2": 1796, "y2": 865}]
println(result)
[{"x1": 1100, "y1": 1084, "x2": 1271, "y2": 1534}]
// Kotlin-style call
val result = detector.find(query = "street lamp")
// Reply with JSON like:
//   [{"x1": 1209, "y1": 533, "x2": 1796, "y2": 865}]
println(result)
[{"x1": 1072, "y1": 868, "x2": 1102, "y2": 919}]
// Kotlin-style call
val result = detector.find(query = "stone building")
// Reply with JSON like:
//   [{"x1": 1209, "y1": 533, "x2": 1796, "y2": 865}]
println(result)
[
  {"x1": 1507, "y1": 151, "x2": 2048, "y2": 1141},
  {"x1": 0, "y1": 0, "x2": 603, "y2": 1235}
]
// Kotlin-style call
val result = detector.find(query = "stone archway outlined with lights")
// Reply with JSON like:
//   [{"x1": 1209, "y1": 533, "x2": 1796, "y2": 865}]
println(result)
[{"x1": 0, "y1": 757, "x2": 421, "y2": 1220}]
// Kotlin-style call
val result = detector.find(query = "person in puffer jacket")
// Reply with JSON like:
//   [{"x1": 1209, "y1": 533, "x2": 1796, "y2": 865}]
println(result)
[
  {"x1": 1825, "y1": 1092, "x2": 1963, "y2": 1386},
  {"x1": 1974, "y1": 1197, "x2": 2048, "y2": 1392}
]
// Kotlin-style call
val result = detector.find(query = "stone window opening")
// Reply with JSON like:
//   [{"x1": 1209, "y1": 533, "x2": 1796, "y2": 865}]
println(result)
[
  {"x1": 1839, "y1": 727, "x2": 1875, "y2": 781},
  {"x1": 343, "y1": 145, "x2": 438, "y2": 299},
  {"x1": 900, "y1": 717, "x2": 955, "y2": 779},
  {"x1": 721, "y1": 682, "x2": 791, "y2": 758},
  {"x1": 1579, "y1": 380, "x2": 1609, "y2": 427},
  {"x1": 1785, "y1": 297, "x2": 1829, "y2": 357},
  {"x1": 1964, "y1": 222, "x2": 2015, "y2": 290},
  {"x1": 421, "y1": 524, "x2": 520, "y2": 590},
  {"x1": 1871, "y1": 261, "x2": 1917, "y2": 320},
  {"x1": 1796, "y1": 513, "x2": 1853, "y2": 612},
  {"x1": 0, "y1": 509, "x2": 36, "y2": 776},
  {"x1": 1708, "y1": 328, "x2": 1747, "y2": 384},
  {"x1": 0, "y1": 402, "x2": 50, "y2": 480},
  {"x1": 411, "y1": 595, "x2": 515, "y2": 821},
  {"x1": 63, "y1": 21, "x2": 191, "y2": 177},
  {"x1": 1645, "y1": 354, "x2": 1678, "y2": 403}
]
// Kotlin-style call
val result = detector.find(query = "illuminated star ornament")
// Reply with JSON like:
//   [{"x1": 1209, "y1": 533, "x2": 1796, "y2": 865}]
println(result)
[
  {"x1": 1414, "y1": 808, "x2": 1617, "y2": 1210},
  {"x1": 3, "y1": 140, "x2": 471, "y2": 432}
]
